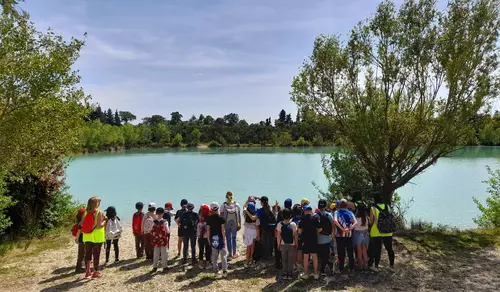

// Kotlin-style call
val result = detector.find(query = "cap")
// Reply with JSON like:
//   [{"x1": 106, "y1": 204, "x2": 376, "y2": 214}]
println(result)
[
  {"x1": 135, "y1": 202, "x2": 144, "y2": 209},
  {"x1": 165, "y1": 202, "x2": 173, "y2": 209},
  {"x1": 284, "y1": 198, "x2": 292, "y2": 209},
  {"x1": 201, "y1": 204, "x2": 210, "y2": 217},
  {"x1": 247, "y1": 202, "x2": 256, "y2": 213},
  {"x1": 106, "y1": 206, "x2": 116, "y2": 213},
  {"x1": 180, "y1": 199, "x2": 188, "y2": 206},
  {"x1": 301, "y1": 198, "x2": 310, "y2": 205},
  {"x1": 303, "y1": 204, "x2": 312, "y2": 211},
  {"x1": 318, "y1": 199, "x2": 327, "y2": 209},
  {"x1": 260, "y1": 196, "x2": 269, "y2": 203},
  {"x1": 210, "y1": 202, "x2": 219, "y2": 211},
  {"x1": 340, "y1": 199, "x2": 348, "y2": 208},
  {"x1": 187, "y1": 202, "x2": 195, "y2": 211},
  {"x1": 330, "y1": 203, "x2": 336, "y2": 210},
  {"x1": 78, "y1": 207, "x2": 86, "y2": 215},
  {"x1": 148, "y1": 202, "x2": 156, "y2": 208}
]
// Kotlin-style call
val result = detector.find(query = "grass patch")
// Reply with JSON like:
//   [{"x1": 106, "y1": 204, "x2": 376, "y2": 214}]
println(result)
[{"x1": 0, "y1": 229, "x2": 72, "y2": 260}]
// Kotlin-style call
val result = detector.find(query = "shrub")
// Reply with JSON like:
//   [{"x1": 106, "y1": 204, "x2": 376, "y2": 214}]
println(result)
[
  {"x1": 295, "y1": 136, "x2": 311, "y2": 147},
  {"x1": 473, "y1": 163, "x2": 500, "y2": 228},
  {"x1": 171, "y1": 133, "x2": 183, "y2": 147},
  {"x1": 208, "y1": 140, "x2": 221, "y2": 147}
]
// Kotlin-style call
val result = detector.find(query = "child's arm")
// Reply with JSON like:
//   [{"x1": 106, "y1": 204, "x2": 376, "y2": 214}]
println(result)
[
  {"x1": 330, "y1": 216, "x2": 335, "y2": 242},
  {"x1": 333, "y1": 214, "x2": 344, "y2": 230},
  {"x1": 294, "y1": 224, "x2": 299, "y2": 248},
  {"x1": 141, "y1": 213, "x2": 146, "y2": 234},
  {"x1": 350, "y1": 216, "x2": 358, "y2": 231}
]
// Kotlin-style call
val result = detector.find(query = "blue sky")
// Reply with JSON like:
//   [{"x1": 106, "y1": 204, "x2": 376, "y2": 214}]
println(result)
[{"x1": 22, "y1": 0, "x2": 407, "y2": 122}]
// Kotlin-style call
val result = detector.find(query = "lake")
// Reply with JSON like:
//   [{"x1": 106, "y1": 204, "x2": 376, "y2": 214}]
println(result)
[{"x1": 65, "y1": 147, "x2": 500, "y2": 229}]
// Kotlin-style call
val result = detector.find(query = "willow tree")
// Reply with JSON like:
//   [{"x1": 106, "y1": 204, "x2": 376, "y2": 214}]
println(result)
[{"x1": 292, "y1": 0, "x2": 500, "y2": 203}]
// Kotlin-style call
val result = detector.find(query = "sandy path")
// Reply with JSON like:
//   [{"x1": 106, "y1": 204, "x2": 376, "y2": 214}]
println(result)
[{"x1": 0, "y1": 226, "x2": 499, "y2": 292}]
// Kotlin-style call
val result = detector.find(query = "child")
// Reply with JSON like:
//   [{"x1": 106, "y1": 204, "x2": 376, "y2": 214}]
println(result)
[
  {"x1": 74, "y1": 208, "x2": 86, "y2": 273},
  {"x1": 333, "y1": 199, "x2": 357, "y2": 274},
  {"x1": 206, "y1": 202, "x2": 228, "y2": 278},
  {"x1": 180, "y1": 202, "x2": 199, "y2": 265},
  {"x1": 314, "y1": 199, "x2": 334, "y2": 277},
  {"x1": 132, "y1": 202, "x2": 145, "y2": 258},
  {"x1": 243, "y1": 198, "x2": 258, "y2": 268},
  {"x1": 276, "y1": 208, "x2": 298, "y2": 280},
  {"x1": 175, "y1": 199, "x2": 188, "y2": 257},
  {"x1": 220, "y1": 191, "x2": 241, "y2": 260},
  {"x1": 163, "y1": 202, "x2": 173, "y2": 249},
  {"x1": 142, "y1": 202, "x2": 157, "y2": 260},
  {"x1": 197, "y1": 204, "x2": 211, "y2": 269},
  {"x1": 256, "y1": 196, "x2": 276, "y2": 264},
  {"x1": 298, "y1": 204, "x2": 319, "y2": 280},
  {"x1": 105, "y1": 206, "x2": 122, "y2": 263},
  {"x1": 291, "y1": 204, "x2": 303, "y2": 272},
  {"x1": 353, "y1": 203, "x2": 370, "y2": 270},
  {"x1": 151, "y1": 207, "x2": 170, "y2": 272},
  {"x1": 78, "y1": 196, "x2": 107, "y2": 279}
]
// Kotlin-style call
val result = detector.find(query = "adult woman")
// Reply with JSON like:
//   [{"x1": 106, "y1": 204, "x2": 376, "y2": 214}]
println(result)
[{"x1": 78, "y1": 196, "x2": 107, "y2": 279}]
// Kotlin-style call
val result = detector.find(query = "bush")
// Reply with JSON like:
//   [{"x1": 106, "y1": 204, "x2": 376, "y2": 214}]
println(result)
[
  {"x1": 295, "y1": 136, "x2": 311, "y2": 147},
  {"x1": 171, "y1": 133, "x2": 183, "y2": 147},
  {"x1": 208, "y1": 140, "x2": 221, "y2": 147},
  {"x1": 473, "y1": 163, "x2": 500, "y2": 228}
]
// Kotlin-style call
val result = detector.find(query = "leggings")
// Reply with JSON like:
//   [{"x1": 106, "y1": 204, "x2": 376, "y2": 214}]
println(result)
[
  {"x1": 183, "y1": 234, "x2": 197, "y2": 263},
  {"x1": 318, "y1": 243, "x2": 333, "y2": 274},
  {"x1": 260, "y1": 229, "x2": 273, "y2": 260},
  {"x1": 336, "y1": 237, "x2": 354, "y2": 272},
  {"x1": 198, "y1": 238, "x2": 211, "y2": 262},
  {"x1": 84, "y1": 242, "x2": 103, "y2": 270},
  {"x1": 105, "y1": 239, "x2": 119, "y2": 262},
  {"x1": 368, "y1": 236, "x2": 395, "y2": 268},
  {"x1": 225, "y1": 227, "x2": 237, "y2": 257}
]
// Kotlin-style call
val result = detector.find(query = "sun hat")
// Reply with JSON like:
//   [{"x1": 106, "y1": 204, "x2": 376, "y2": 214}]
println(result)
[{"x1": 210, "y1": 202, "x2": 219, "y2": 211}]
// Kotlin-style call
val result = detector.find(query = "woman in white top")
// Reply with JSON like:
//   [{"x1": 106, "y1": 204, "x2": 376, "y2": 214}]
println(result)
[
  {"x1": 105, "y1": 206, "x2": 123, "y2": 263},
  {"x1": 353, "y1": 204, "x2": 370, "y2": 270}
]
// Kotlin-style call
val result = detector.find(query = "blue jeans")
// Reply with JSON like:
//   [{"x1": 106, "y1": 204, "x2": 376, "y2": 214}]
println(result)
[{"x1": 225, "y1": 227, "x2": 237, "y2": 256}]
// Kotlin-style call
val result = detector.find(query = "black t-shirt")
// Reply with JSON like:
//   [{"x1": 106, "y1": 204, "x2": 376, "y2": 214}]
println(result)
[
  {"x1": 205, "y1": 214, "x2": 225, "y2": 236},
  {"x1": 299, "y1": 214, "x2": 320, "y2": 243},
  {"x1": 175, "y1": 208, "x2": 186, "y2": 221},
  {"x1": 163, "y1": 212, "x2": 172, "y2": 227}
]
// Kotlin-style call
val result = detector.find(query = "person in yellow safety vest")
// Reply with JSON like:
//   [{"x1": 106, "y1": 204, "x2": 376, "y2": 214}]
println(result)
[{"x1": 368, "y1": 196, "x2": 395, "y2": 273}]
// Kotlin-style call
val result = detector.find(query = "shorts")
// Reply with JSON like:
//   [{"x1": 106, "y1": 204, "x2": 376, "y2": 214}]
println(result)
[
  {"x1": 353, "y1": 230, "x2": 369, "y2": 246},
  {"x1": 178, "y1": 227, "x2": 185, "y2": 237},
  {"x1": 243, "y1": 226, "x2": 257, "y2": 246},
  {"x1": 302, "y1": 240, "x2": 317, "y2": 254}
]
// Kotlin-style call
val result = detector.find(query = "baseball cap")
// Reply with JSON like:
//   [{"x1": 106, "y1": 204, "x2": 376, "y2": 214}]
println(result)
[
  {"x1": 78, "y1": 207, "x2": 86, "y2": 215},
  {"x1": 210, "y1": 202, "x2": 219, "y2": 211},
  {"x1": 330, "y1": 203, "x2": 336, "y2": 210},
  {"x1": 180, "y1": 199, "x2": 188, "y2": 206},
  {"x1": 247, "y1": 202, "x2": 256, "y2": 213},
  {"x1": 260, "y1": 196, "x2": 269, "y2": 203},
  {"x1": 303, "y1": 204, "x2": 312, "y2": 211},
  {"x1": 148, "y1": 202, "x2": 156, "y2": 208},
  {"x1": 165, "y1": 202, "x2": 173, "y2": 209},
  {"x1": 318, "y1": 199, "x2": 327, "y2": 209},
  {"x1": 284, "y1": 198, "x2": 292, "y2": 209},
  {"x1": 340, "y1": 199, "x2": 348, "y2": 208},
  {"x1": 201, "y1": 204, "x2": 210, "y2": 217},
  {"x1": 301, "y1": 198, "x2": 310, "y2": 205},
  {"x1": 187, "y1": 202, "x2": 195, "y2": 211}
]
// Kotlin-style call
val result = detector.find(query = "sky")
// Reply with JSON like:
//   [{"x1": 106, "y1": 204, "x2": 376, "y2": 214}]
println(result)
[{"x1": 20, "y1": 0, "x2": 429, "y2": 123}]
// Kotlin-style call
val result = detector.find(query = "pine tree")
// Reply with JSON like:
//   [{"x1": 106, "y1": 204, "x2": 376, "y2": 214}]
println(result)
[
  {"x1": 114, "y1": 110, "x2": 121, "y2": 126},
  {"x1": 106, "y1": 109, "x2": 114, "y2": 125}
]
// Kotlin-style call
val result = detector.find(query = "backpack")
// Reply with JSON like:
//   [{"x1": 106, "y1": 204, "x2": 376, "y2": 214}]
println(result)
[
  {"x1": 319, "y1": 212, "x2": 332, "y2": 235},
  {"x1": 223, "y1": 203, "x2": 239, "y2": 231},
  {"x1": 71, "y1": 224, "x2": 79, "y2": 237},
  {"x1": 259, "y1": 208, "x2": 276, "y2": 231},
  {"x1": 280, "y1": 222, "x2": 294, "y2": 244},
  {"x1": 132, "y1": 212, "x2": 143, "y2": 234},
  {"x1": 374, "y1": 204, "x2": 396, "y2": 233},
  {"x1": 81, "y1": 211, "x2": 98, "y2": 234},
  {"x1": 181, "y1": 212, "x2": 197, "y2": 234},
  {"x1": 210, "y1": 232, "x2": 223, "y2": 250},
  {"x1": 143, "y1": 214, "x2": 155, "y2": 234}
]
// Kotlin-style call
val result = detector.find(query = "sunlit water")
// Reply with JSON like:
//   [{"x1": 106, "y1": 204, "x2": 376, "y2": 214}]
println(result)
[{"x1": 65, "y1": 147, "x2": 500, "y2": 229}]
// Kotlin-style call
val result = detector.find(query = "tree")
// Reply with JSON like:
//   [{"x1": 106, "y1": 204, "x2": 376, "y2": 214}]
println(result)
[
  {"x1": 279, "y1": 109, "x2": 286, "y2": 124},
  {"x1": 152, "y1": 123, "x2": 170, "y2": 144},
  {"x1": 190, "y1": 128, "x2": 201, "y2": 146},
  {"x1": 203, "y1": 115, "x2": 214, "y2": 125},
  {"x1": 473, "y1": 161, "x2": 500, "y2": 228},
  {"x1": 114, "y1": 110, "x2": 121, "y2": 126},
  {"x1": 291, "y1": 0, "x2": 500, "y2": 202},
  {"x1": 278, "y1": 132, "x2": 293, "y2": 146},
  {"x1": 170, "y1": 112, "x2": 183, "y2": 125},
  {"x1": 105, "y1": 109, "x2": 114, "y2": 125},
  {"x1": 119, "y1": 111, "x2": 136, "y2": 124},
  {"x1": 142, "y1": 115, "x2": 166, "y2": 127},
  {"x1": 171, "y1": 133, "x2": 183, "y2": 147},
  {"x1": 198, "y1": 114, "x2": 205, "y2": 124},
  {"x1": 188, "y1": 115, "x2": 197, "y2": 124},
  {"x1": 285, "y1": 114, "x2": 293, "y2": 125},
  {"x1": 214, "y1": 117, "x2": 225, "y2": 126},
  {"x1": 223, "y1": 113, "x2": 239, "y2": 126}
]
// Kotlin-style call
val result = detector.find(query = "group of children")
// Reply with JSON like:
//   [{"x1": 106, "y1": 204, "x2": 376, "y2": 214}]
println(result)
[{"x1": 74, "y1": 192, "x2": 396, "y2": 281}]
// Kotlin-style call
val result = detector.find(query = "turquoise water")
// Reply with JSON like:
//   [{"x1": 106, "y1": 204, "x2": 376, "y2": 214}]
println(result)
[{"x1": 65, "y1": 147, "x2": 500, "y2": 229}]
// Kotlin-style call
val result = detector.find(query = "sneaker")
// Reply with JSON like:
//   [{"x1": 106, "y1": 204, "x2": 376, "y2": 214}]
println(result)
[
  {"x1": 244, "y1": 263, "x2": 249, "y2": 269},
  {"x1": 300, "y1": 274, "x2": 309, "y2": 280},
  {"x1": 91, "y1": 271, "x2": 103, "y2": 279},
  {"x1": 222, "y1": 271, "x2": 228, "y2": 278},
  {"x1": 152, "y1": 268, "x2": 158, "y2": 273},
  {"x1": 370, "y1": 266, "x2": 379, "y2": 273},
  {"x1": 313, "y1": 274, "x2": 320, "y2": 280},
  {"x1": 233, "y1": 253, "x2": 240, "y2": 259},
  {"x1": 386, "y1": 266, "x2": 396, "y2": 273},
  {"x1": 214, "y1": 269, "x2": 220, "y2": 275},
  {"x1": 84, "y1": 272, "x2": 92, "y2": 279}
]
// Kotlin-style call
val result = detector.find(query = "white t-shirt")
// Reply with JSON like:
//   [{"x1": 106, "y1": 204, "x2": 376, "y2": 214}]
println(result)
[
  {"x1": 354, "y1": 216, "x2": 370, "y2": 231},
  {"x1": 276, "y1": 221, "x2": 297, "y2": 245}
]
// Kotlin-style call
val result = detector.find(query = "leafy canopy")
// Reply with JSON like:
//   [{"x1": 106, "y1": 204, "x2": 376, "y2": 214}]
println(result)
[{"x1": 291, "y1": 0, "x2": 500, "y2": 200}]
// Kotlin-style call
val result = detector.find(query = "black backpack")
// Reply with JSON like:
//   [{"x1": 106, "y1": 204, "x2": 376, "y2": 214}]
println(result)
[
  {"x1": 280, "y1": 222, "x2": 294, "y2": 244},
  {"x1": 319, "y1": 213, "x2": 332, "y2": 235},
  {"x1": 181, "y1": 212, "x2": 197, "y2": 234},
  {"x1": 374, "y1": 204, "x2": 396, "y2": 233},
  {"x1": 259, "y1": 209, "x2": 276, "y2": 231}
]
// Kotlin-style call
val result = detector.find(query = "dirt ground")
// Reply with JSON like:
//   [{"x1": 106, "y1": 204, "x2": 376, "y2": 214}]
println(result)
[{"x1": 0, "y1": 226, "x2": 499, "y2": 292}]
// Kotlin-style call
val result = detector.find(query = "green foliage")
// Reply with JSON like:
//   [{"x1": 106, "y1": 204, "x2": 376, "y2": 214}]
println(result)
[
  {"x1": 118, "y1": 111, "x2": 136, "y2": 124},
  {"x1": 295, "y1": 136, "x2": 311, "y2": 147},
  {"x1": 278, "y1": 132, "x2": 293, "y2": 146},
  {"x1": 208, "y1": 140, "x2": 221, "y2": 147},
  {"x1": 152, "y1": 123, "x2": 170, "y2": 144},
  {"x1": 291, "y1": 0, "x2": 500, "y2": 201},
  {"x1": 190, "y1": 128, "x2": 201, "y2": 146},
  {"x1": 171, "y1": 133, "x2": 183, "y2": 147},
  {"x1": 312, "y1": 134, "x2": 324, "y2": 146},
  {"x1": 473, "y1": 163, "x2": 500, "y2": 228}
]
